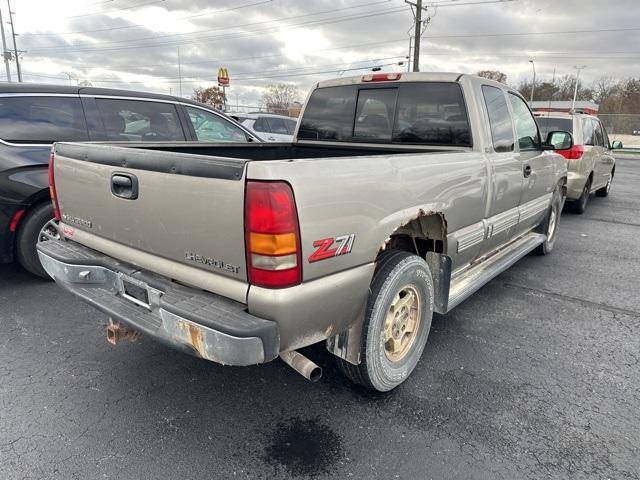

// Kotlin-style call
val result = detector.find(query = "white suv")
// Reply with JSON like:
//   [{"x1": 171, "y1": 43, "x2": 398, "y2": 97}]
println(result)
[
  {"x1": 233, "y1": 113, "x2": 297, "y2": 142},
  {"x1": 535, "y1": 112, "x2": 616, "y2": 214}
]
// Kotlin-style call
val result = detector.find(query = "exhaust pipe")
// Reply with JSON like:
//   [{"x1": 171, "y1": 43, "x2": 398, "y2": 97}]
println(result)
[
  {"x1": 106, "y1": 319, "x2": 139, "y2": 345},
  {"x1": 280, "y1": 350, "x2": 322, "y2": 382}
]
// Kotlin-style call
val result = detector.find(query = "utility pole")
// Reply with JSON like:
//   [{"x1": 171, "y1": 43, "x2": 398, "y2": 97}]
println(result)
[
  {"x1": 0, "y1": 7, "x2": 11, "y2": 82},
  {"x1": 528, "y1": 59, "x2": 536, "y2": 104},
  {"x1": 405, "y1": 0, "x2": 429, "y2": 72},
  {"x1": 177, "y1": 46, "x2": 182, "y2": 97},
  {"x1": 571, "y1": 65, "x2": 586, "y2": 113},
  {"x1": 6, "y1": 0, "x2": 20, "y2": 82}
]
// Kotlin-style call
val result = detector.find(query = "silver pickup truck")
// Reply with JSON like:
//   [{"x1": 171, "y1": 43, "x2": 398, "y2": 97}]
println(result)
[{"x1": 38, "y1": 73, "x2": 571, "y2": 391}]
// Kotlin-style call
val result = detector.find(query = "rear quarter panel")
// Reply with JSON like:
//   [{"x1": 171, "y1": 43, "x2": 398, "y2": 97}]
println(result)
[{"x1": 247, "y1": 151, "x2": 488, "y2": 281}]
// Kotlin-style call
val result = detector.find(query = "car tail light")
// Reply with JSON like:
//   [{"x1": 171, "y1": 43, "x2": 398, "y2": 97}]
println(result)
[
  {"x1": 362, "y1": 73, "x2": 402, "y2": 82},
  {"x1": 9, "y1": 209, "x2": 25, "y2": 232},
  {"x1": 245, "y1": 181, "x2": 301, "y2": 288},
  {"x1": 48, "y1": 149, "x2": 61, "y2": 220},
  {"x1": 556, "y1": 144, "x2": 584, "y2": 160}
]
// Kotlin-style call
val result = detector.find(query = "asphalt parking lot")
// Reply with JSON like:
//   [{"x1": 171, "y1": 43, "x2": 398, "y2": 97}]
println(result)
[{"x1": 1, "y1": 157, "x2": 639, "y2": 480}]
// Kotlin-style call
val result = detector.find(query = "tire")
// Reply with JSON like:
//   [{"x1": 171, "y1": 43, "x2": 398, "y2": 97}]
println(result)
[
  {"x1": 336, "y1": 251, "x2": 434, "y2": 392},
  {"x1": 533, "y1": 184, "x2": 563, "y2": 255},
  {"x1": 565, "y1": 176, "x2": 591, "y2": 214},
  {"x1": 596, "y1": 169, "x2": 614, "y2": 197},
  {"x1": 15, "y1": 202, "x2": 54, "y2": 279}
]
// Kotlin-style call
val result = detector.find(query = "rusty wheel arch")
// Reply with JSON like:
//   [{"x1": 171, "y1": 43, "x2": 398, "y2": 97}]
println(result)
[{"x1": 378, "y1": 210, "x2": 448, "y2": 261}]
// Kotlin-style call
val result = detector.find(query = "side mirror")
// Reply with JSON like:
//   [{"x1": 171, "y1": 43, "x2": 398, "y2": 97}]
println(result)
[
  {"x1": 543, "y1": 130, "x2": 573, "y2": 151},
  {"x1": 611, "y1": 140, "x2": 623, "y2": 149}
]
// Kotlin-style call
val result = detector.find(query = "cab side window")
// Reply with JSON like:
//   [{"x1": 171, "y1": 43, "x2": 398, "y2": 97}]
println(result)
[
  {"x1": 481, "y1": 85, "x2": 514, "y2": 152},
  {"x1": 507, "y1": 93, "x2": 540, "y2": 150}
]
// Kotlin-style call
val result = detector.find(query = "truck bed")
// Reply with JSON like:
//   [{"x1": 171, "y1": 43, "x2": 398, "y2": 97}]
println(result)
[{"x1": 84, "y1": 141, "x2": 462, "y2": 161}]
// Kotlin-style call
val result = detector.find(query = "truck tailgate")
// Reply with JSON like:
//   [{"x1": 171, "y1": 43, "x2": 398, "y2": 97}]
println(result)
[{"x1": 52, "y1": 142, "x2": 249, "y2": 301}]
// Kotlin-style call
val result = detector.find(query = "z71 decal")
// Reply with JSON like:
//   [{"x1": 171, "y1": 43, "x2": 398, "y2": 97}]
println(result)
[{"x1": 308, "y1": 234, "x2": 355, "y2": 263}]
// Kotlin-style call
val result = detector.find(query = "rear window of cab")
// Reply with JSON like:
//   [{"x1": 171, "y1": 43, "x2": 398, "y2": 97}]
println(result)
[{"x1": 298, "y1": 82, "x2": 472, "y2": 147}]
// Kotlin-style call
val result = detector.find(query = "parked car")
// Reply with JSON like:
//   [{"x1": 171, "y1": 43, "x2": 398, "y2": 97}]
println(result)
[
  {"x1": 233, "y1": 113, "x2": 297, "y2": 141},
  {"x1": 0, "y1": 83, "x2": 259, "y2": 278},
  {"x1": 534, "y1": 112, "x2": 616, "y2": 214},
  {"x1": 39, "y1": 73, "x2": 570, "y2": 391}
]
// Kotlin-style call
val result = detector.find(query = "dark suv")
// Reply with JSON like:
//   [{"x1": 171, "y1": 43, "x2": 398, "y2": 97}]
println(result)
[{"x1": 0, "y1": 83, "x2": 258, "y2": 278}]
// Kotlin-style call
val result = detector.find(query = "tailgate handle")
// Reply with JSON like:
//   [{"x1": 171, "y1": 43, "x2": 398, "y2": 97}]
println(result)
[{"x1": 111, "y1": 173, "x2": 139, "y2": 200}]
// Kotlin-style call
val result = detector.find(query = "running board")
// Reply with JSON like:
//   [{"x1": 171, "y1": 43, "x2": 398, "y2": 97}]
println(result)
[{"x1": 446, "y1": 233, "x2": 546, "y2": 312}]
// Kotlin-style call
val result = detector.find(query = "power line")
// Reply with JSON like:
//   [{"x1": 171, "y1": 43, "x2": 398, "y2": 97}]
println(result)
[
  {"x1": 25, "y1": 0, "x2": 513, "y2": 53},
  {"x1": 25, "y1": 18, "x2": 640, "y2": 56},
  {"x1": 24, "y1": 1, "x2": 399, "y2": 50},
  {"x1": 65, "y1": 0, "x2": 166, "y2": 20},
  {"x1": 22, "y1": 55, "x2": 407, "y2": 84},
  {"x1": 26, "y1": 0, "x2": 275, "y2": 36}
]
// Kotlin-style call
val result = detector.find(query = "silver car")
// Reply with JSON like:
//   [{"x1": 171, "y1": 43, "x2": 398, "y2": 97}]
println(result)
[{"x1": 535, "y1": 112, "x2": 616, "y2": 213}]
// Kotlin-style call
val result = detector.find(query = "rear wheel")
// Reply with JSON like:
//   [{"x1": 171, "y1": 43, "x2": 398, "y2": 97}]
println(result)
[
  {"x1": 336, "y1": 251, "x2": 434, "y2": 392},
  {"x1": 596, "y1": 169, "x2": 614, "y2": 197},
  {"x1": 566, "y1": 177, "x2": 591, "y2": 214},
  {"x1": 15, "y1": 202, "x2": 55, "y2": 279}
]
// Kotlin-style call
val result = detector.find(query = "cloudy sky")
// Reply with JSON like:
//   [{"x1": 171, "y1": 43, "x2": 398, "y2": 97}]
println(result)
[{"x1": 4, "y1": 0, "x2": 640, "y2": 107}]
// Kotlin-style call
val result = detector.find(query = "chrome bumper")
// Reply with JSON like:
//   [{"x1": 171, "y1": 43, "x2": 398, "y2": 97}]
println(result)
[{"x1": 37, "y1": 238, "x2": 279, "y2": 366}]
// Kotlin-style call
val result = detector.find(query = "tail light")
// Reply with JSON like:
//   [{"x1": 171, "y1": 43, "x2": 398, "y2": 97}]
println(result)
[
  {"x1": 556, "y1": 144, "x2": 584, "y2": 160},
  {"x1": 245, "y1": 181, "x2": 301, "y2": 288},
  {"x1": 362, "y1": 72, "x2": 402, "y2": 82},
  {"x1": 48, "y1": 149, "x2": 61, "y2": 220}
]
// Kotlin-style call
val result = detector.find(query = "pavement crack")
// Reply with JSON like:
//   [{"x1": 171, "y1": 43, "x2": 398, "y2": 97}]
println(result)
[{"x1": 502, "y1": 282, "x2": 640, "y2": 318}]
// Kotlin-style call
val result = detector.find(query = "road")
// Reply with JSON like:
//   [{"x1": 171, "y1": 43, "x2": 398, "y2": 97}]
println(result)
[{"x1": 1, "y1": 157, "x2": 639, "y2": 480}]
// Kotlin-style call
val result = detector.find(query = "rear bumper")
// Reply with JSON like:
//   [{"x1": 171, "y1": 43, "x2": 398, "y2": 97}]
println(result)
[{"x1": 37, "y1": 237, "x2": 279, "y2": 366}]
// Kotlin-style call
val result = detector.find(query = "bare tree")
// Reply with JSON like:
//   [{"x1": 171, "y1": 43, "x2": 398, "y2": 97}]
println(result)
[
  {"x1": 193, "y1": 86, "x2": 226, "y2": 109},
  {"x1": 592, "y1": 76, "x2": 619, "y2": 103},
  {"x1": 261, "y1": 84, "x2": 300, "y2": 115},
  {"x1": 476, "y1": 70, "x2": 507, "y2": 84}
]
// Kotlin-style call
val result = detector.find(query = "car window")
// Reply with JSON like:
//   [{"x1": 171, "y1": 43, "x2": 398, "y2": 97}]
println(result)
[
  {"x1": 253, "y1": 117, "x2": 269, "y2": 133},
  {"x1": 185, "y1": 106, "x2": 248, "y2": 143},
  {"x1": 592, "y1": 119, "x2": 604, "y2": 147},
  {"x1": 284, "y1": 118, "x2": 297, "y2": 134},
  {"x1": 267, "y1": 117, "x2": 290, "y2": 135},
  {"x1": 354, "y1": 89, "x2": 397, "y2": 140},
  {"x1": 508, "y1": 93, "x2": 540, "y2": 150},
  {"x1": 0, "y1": 96, "x2": 88, "y2": 144},
  {"x1": 582, "y1": 118, "x2": 595, "y2": 146},
  {"x1": 481, "y1": 85, "x2": 514, "y2": 152},
  {"x1": 392, "y1": 82, "x2": 471, "y2": 145},
  {"x1": 601, "y1": 122, "x2": 611, "y2": 148},
  {"x1": 297, "y1": 85, "x2": 357, "y2": 141},
  {"x1": 535, "y1": 117, "x2": 573, "y2": 138},
  {"x1": 298, "y1": 82, "x2": 471, "y2": 146},
  {"x1": 95, "y1": 99, "x2": 185, "y2": 142}
]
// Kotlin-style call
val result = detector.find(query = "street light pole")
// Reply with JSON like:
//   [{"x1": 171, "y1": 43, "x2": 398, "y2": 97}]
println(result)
[
  {"x1": 6, "y1": 0, "x2": 21, "y2": 82},
  {"x1": 571, "y1": 65, "x2": 586, "y2": 113},
  {"x1": 529, "y1": 59, "x2": 536, "y2": 104},
  {"x1": 0, "y1": 7, "x2": 11, "y2": 82}
]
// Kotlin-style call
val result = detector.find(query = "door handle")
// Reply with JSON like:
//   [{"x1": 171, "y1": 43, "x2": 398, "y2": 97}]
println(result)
[
  {"x1": 523, "y1": 164, "x2": 532, "y2": 178},
  {"x1": 111, "y1": 173, "x2": 139, "y2": 200}
]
